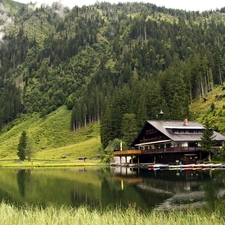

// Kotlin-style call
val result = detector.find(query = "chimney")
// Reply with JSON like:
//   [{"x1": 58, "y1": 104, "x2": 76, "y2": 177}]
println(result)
[
  {"x1": 158, "y1": 109, "x2": 164, "y2": 120},
  {"x1": 183, "y1": 118, "x2": 188, "y2": 125}
]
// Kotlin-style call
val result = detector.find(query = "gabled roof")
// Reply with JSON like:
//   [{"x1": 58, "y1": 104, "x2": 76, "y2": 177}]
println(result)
[
  {"x1": 132, "y1": 120, "x2": 225, "y2": 146},
  {"x1": 148, "y1": 120, "x2": 225, "y2": 142}
]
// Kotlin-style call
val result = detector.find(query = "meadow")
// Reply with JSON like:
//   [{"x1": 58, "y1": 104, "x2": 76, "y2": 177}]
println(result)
[{"x1": 0, "y1": 106, "x2": 102, "y2": 160}]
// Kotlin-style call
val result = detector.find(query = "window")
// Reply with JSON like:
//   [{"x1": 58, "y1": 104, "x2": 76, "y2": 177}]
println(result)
[{"x1": 173, "y1": 129, "x2": 203, "y2": 134}]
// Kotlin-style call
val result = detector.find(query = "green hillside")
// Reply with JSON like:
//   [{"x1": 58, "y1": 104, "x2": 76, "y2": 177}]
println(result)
[
  {"x1": 0, "y1": 106, "x2": 101, "y2": 159},
  {"x1": 1, "y1": 1, "x2": 225, "y2": 157},
  {"x1": 1, "y1": 85, "x2": 225, "y2": 160},
  {"x1": 190, "y1": 84, "x2": 225, "y2": 134}
]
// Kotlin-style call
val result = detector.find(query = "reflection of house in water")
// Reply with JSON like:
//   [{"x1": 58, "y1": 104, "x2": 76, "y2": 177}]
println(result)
[
  {"x1": 112, "y1": 168, "x2": 225, "y2": 211},
  {"x1": 140, "y1": 170, "x2": 203, "y2": 192},
  {"x1": 112, "y1": 166, "x2": 137, "y2": 175},
  {"x1": 114, "y1": 168, "x2": 206, "y2": 193}
]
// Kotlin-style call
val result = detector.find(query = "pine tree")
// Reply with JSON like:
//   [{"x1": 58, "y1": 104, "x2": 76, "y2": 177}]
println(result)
[
  {"x1": 17, "y1": 131, "x2": 27, "y2": 161},
  {"x1": 121, "y1": 113, "x2": 138, "y2": 147},
  {"x1": 200, "y1": 120, "x2": 216, "y2": 161},
  {"x1": 26, "y1": 138, "x2": 35, "y2": 161}
]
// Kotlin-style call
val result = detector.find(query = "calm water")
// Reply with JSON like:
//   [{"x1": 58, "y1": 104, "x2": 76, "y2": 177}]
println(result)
[{"x1": 0, "y1": 166, "x2": 225, "y2": 212}]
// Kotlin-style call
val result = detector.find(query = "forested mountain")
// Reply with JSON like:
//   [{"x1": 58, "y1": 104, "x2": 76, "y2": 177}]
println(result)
[{"x1": 1, "y1": 0, "x2": 225, "y2": 150}]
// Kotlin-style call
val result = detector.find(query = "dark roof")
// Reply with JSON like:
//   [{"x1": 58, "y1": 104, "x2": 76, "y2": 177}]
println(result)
[{"x1": 133, "y1": 120, "x2": 225, "y2": 145}]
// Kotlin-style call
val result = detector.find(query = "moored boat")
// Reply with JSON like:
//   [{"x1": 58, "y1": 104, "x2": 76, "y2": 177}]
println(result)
[
  {"x1": 148, "y1": 163, "x2": 225, "y2": 171},
  {"x1": 148, "y1": 164, "x2": 169, "y2": 170}
]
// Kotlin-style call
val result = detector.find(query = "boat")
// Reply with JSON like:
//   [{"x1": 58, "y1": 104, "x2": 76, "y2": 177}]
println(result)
[
  {"x1": 148, "y1": 163, "x2": 225, "y2": 171},
  {"x1": 148, "y1": 164, "x2": 169, "y2": 170}
]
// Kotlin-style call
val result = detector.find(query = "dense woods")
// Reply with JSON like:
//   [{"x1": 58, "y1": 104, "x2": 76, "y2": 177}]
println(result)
[{"x1": 1, "y1": 1, "x2": 225, "y2": 149}]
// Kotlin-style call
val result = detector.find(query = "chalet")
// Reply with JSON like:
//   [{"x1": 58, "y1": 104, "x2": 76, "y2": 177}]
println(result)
[{"x1": 114, "y1": 119, "x2": 225, "y2": 164}]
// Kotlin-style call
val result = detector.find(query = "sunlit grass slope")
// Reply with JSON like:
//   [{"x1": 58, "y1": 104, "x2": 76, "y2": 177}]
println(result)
[
  {"x1": 190, "y1": 84, "x2": 225, "y2": 134},
  {"x1": 0, "y1": 106, "x2": 101, "y2": 159}
]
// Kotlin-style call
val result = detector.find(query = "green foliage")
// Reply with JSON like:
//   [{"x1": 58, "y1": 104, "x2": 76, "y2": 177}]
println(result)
[
  {"x1": 210, "y1": 103, "x2": 215, "y2": 112},
  {"x1": 2, "y1": 1, "x2": 225, "y2": 151},
  {"x1": 0, "y1": 83, "x2": 22, "y2": 129},
  {"x1": 121, "y1": 113, "x2": 137, "y2": 147},
  {"x1": 200, "y1": 120, "x2": 217, "y2": 161},
  {"x1": 17, "y1": 131, "x2": 27, "y2": 161},
  {"x1": 200, "y1": 120, "x2": 216, "y2": 151},
  {"x1": 0, "y1": 106, "x2": 101, "y2": 159},
  {"x1": 25, "y1": 137, "x2": 35, "y2": 161},
  {"x1": 214, "y1": 147, "x2": 225, "y2": 162},
  {"x1": 107, "y1": 138, "x2": 124, "y2": 151},
  {"x1": 101, "y1": 152, "x2": 113, "y2": 164},
  {"x1": 101, "y1": 138, "x2": 125, "y2": 164}
]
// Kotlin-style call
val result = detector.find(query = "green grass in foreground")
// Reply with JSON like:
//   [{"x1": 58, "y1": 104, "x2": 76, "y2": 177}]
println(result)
[{"x1": 0, "y1": 202, "x2": 225, "y2": 225}]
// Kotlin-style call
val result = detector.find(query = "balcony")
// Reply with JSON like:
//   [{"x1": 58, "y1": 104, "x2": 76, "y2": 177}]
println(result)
[
  {"x1": 113, "y1": 147, "x2": 201, "y2": 157},
  {"x1": 114, "y1": 150, "x2": 142, "y2": 156},
  {"x1": 142, "y1": 147, "x2": 201, "y2": 154}
]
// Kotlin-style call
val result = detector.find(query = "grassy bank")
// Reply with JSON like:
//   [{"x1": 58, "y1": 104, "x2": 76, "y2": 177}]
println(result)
[
  {"x1": 0, "y1": 159, "x2": 105, "y2": 167},
  {"x1": 0, "y1": 202, "x2": 224, "y2": 225}
]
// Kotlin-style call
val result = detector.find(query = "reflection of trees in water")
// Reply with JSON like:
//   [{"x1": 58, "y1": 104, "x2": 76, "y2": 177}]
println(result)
[
  {"x1": 203, "y1": 171, "x2": 225, "y2": 211},
  {"x1": 204, "y1": 181, "x2": 219, "y2": 211},
  {"x1": 101, "y1": 176, "x2": 165, "y2": 211},
  {"x1": 16, "y1": 169, "x2": 31, "y2": 197},
  {"x1": 70, "y1": 189, "x2": 101, "y2": 208},
  {"x1": 97, "y1": 167, "x2": 113, "y2": 181},
  {"x1": 11, "y1": 168, "x2": 225, "y2": 212},
  {"x1": 70, "y1": 168, "x2": 109, "y2": 208},
  {"x1": 101, "y1": 177, "x2": 124, "y2": 206}
]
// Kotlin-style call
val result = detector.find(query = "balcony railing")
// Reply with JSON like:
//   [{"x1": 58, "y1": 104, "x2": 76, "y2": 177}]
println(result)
[
  {"x1": 142, "y1": 147, "x2": 201, "y2": 154},
  {"x1": 114, "y1": 150, "x2": 142, "y2": 156},
  {"x1": 113, "y1": 147, "x2": 201, "y2": 156}
]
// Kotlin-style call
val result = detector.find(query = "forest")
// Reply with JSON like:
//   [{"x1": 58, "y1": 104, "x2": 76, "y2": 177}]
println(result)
[{"x1": 1, "y1": 0, "x2": 225, "y2": 149}]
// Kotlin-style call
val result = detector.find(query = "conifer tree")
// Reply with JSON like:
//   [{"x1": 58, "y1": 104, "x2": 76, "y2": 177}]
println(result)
[
  {"x1": 17, "y1": 131, "x2": 27, "y2": 161},
  {"x1": 200, "y1": 120, "x2": 216, "y2": 161},
  {"x1": 121, "y1": 113, "x2": 138, "y2": 147},
  {"x1": 26, "y1": 138, "x2": 35, "y2": 161}
]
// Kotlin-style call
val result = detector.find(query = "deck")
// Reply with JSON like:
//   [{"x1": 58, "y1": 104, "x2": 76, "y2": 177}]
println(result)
[
  {"x1": 113, "y1": 147, "x2": 201, "y2": 156},
  {"x1": 114, "y1": 150, "x2": 142, "y2": 156}
]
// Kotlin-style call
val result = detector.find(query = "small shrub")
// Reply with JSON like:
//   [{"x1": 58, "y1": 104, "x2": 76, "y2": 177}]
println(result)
[{"x1": 210, "y1": 103, "x2": 215, "y2": 111}]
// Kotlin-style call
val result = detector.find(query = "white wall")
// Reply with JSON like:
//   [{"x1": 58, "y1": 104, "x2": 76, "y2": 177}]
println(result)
[{"x1": 113, "y1": 156, "x2": 131, "y2": 164}]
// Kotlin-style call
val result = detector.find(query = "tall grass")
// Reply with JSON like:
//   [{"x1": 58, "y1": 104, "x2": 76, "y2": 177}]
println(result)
[{"x1": 0, "y1": 202, "x2": 225, "y2": 225}]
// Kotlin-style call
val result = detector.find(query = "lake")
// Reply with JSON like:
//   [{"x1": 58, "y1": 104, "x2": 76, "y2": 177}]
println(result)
[{"x1": 0, "y1": 166, "x2": 225, "y2": 212}]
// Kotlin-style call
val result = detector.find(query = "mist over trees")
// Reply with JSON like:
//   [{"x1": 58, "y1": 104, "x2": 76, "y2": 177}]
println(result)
[{"x1": 1, "y1": 1, "x2": 225, "y2": 148}]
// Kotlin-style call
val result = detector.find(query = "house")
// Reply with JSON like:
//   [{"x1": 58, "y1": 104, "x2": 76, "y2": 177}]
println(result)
[{"x1": 114, "y1": 119, "x2": 225, "y2": 164}]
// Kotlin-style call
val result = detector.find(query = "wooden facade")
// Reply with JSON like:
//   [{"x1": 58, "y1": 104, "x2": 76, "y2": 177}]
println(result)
[{"x1": 114, "y1": 119, "x2": 225, "y2": 164}]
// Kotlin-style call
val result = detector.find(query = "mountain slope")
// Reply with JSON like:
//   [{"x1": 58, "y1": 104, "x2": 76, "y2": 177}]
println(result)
[
  {"x1": 0, "y1": 85, "x2": 225, "y2": 160},
  {"x1": 0, "y1": 106, "x2": 101, "y2": 159},
  {"x1": 1, "y1": 1, "x2": 225, "y2": 154},
  {"x1": 190, "y1": 84, "x2": 225, "y2": 134}
]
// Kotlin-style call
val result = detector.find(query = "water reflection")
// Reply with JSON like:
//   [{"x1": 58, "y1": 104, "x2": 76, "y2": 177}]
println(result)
[
  {"x1": 16, "y1": 169, "x2": 31, "y2": 197},
  {"x1": 0, "y1": 167, "x2": 225, "y2": 212},
  {"x1": 111, "y1": 167, "x2": 225, "y2": 211}
]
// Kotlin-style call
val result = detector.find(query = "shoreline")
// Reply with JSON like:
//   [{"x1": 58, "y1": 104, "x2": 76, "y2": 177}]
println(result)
[{"x1": 0, "y1": 159, "x2": 106, "y2": 168}]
